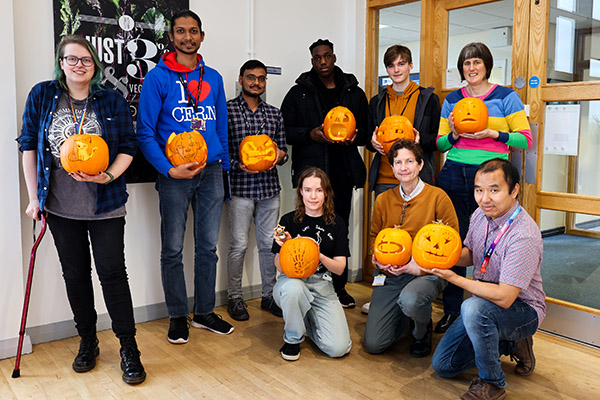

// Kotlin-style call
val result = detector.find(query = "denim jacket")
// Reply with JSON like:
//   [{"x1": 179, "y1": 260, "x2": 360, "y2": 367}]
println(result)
[{"x1": 17, "y1": 80, "x2": 136, "y2": 215}]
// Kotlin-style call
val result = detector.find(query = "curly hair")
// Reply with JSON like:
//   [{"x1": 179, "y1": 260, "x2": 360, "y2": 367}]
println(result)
[{"x1": 294, "y1": 167, "x2": 336, "y2": 225}]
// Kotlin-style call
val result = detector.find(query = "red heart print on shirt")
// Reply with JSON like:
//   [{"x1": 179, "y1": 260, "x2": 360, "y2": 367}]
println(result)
[{"x1": 187, "y1": 80, "x2": 212, "y2": 102}]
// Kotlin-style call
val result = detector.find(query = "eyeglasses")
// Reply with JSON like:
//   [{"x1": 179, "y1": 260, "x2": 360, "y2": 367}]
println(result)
[
  {"x1": 246, "y1": 74, "x2": 267, "y2": 83},
  {"x1": 62, "y1": 55, "x2": 94, "y2": 67},
  {"x1": 312, "y1": 54, "x2": 333, "y2": 63}
]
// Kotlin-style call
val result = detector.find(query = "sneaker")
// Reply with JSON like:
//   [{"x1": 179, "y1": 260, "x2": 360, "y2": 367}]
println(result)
[
  {"x1": 410, "y1": 320, "x2": 433, "y2": 358},
  {"x1": 337, "y1": 289, "x2": 356, "y2": 309},
  {"x1": 434, "y1": 313, "x2": 459, "y2": 333},
  {"x1": 191, "y1": 312, "x2": 234, "y2": 335},
  {"x1": 167, "y1": 316, "x2": 189, "y2": 344},
  {"x1": 72, "y1": 335, "x2": 99, "y2": 372},
  {"x1": 361, "y1": 302, "x2": 370, "y2": 314},
  {"x1": 228, "y1": 298, "x2": 250, "y2": 321},
  {"x1": 280, "y1": 342, "x2": 300, "y2": 361},
  {"x1": 261, "y1": 296, "x2": 283, "y2": 318},
  {"x1": 511, "y1": 336, "x2": 536, "y2": 376},
  {"x1": 460, "y1": 377, "x2": 506, "y2": 400},
  {"x1": 119, "y1": 336, "x2": 146, "y2": 384}
]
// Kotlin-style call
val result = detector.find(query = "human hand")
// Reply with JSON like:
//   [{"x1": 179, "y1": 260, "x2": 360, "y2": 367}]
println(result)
[
  {"x1": 26, "y1": 199, "x2": 41, "y2": 221},
  {"x1": 423, "y1": 266, "x2": 457, "y2": 281},
  {"x1": 337, "y1": 129, "x2": 357, "y2": 146},
  {"x1": 267, "y1": 146, "x2": 286, "y2": 170},
  {"x1": 239, "y1": 163, "x2": 259, "y2": 174},
  {"x1": 309, "y1": 125, "x2": 332, "y2": 143},
  {"x1": 371, "y1": 127, "x2": 386, "y2": 155},
  {"x1": 413, "y1": 128, "x2": 420, "y2": 145},
  {"x1": 459, "y1": 128, "x2": 499, "y2": 141},
  {"x1": 168, "y1": 162, "x2": 205, "y2": 179},
  {"x1": 448, "y1": 112, "x2": 460, "y2": 141},
  {"x1": 69, "y1": 170, "x2": 113, "y2": 184},
  {"x1": 273, "y1": 230, "x2": 292, "y2": 247}
]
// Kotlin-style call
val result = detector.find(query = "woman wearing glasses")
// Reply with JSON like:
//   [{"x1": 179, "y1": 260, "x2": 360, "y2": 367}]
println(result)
[
  {"x1": 364, "y1": 139, "x2": 458, "y2": 359},
  {"x1": 17, "y1": 35, "x2": 145, "y2": 384}
]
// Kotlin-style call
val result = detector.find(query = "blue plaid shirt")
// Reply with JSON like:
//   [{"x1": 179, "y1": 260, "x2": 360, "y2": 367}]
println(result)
[
  {"x1": 17, "y1": 80, "x2": 136, "y2": 215},
  {"x1": 227, "y1": 95, "x2": 287, "y2": 199}
]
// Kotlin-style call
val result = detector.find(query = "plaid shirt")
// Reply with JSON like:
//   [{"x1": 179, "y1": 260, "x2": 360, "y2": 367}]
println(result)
[
  {"x1": 465, "y1": 202, "x2": 546, "y2": 326},
  {"x1": 17, "y1": 80, "x2": 136, "y2": 215},
  {"x1": 227, "y1": 95, "x2": 287, "y2": 199}
]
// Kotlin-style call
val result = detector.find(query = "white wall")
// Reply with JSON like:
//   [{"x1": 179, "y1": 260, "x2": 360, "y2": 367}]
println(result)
[{"x1": 4, "y1": 0, "x2": 366, "y2": 351}]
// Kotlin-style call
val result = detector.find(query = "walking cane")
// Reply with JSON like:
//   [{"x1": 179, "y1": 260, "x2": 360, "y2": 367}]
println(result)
[{"x1": 12, "y1": 212, "x2": 48, "y2": 378}]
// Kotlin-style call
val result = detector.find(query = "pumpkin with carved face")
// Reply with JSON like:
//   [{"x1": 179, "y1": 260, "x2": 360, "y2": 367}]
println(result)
[
  {"x1": 377, "y1": 115, "x2": 415, "y2": 154},
  {"x1": 452, "y1": 97, "x2": 489, "y2": 134},
  {"x1": 373, "y1": 227, "x2": 413, "y2": 266},
  {"x1": 412, "y1": 223, "x2": 461, "y2": 269},
  {"x1": 60, "y1": 134, "x2": 109, "y2": 175},
  {"x1": 165, "y1": 130, "x2": 208, "y2": 167},
  {"x1": 323, "y1": 106, "x2": 356, "y2": 141},
  {"x1": 279, "y1": 237, "x2": 320, "y2": 279},
  {"x1": 239, "y1": 134, "x2": 277, "y2": 172}
]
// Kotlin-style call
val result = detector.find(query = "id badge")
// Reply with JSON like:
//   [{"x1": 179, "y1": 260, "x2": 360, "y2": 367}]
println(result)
[
  {"x1": 372, "y1": 274, "x2": 386, "y2": 286},
  {"x1": 191, "y1": 117, "x2": 206, "y2": 131}
]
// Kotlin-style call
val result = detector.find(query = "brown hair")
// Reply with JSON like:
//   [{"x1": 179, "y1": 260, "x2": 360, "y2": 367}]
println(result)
[
  {"x1": 457, "y1": 42, "x2": 493, "y2": 81},
  {"x1": 294, "y1": 167, "x2": 336, "y2": 225},
  {"x1": 383, "y1": 45, "x2": 412, "y2": 67},
  {"x1": 387, "y1": 139, "x2": 424, "y2": 165}
]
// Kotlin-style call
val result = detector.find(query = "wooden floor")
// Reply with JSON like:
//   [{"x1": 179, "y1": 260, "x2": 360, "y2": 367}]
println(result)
[{"x1": 1, "y1": 282, "x2": 599, "y2": 399}]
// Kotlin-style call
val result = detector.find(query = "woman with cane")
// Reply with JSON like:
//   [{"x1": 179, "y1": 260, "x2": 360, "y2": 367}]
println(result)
[{"x1": 17, "y1": 35, "x2": 145, "y2": 384}]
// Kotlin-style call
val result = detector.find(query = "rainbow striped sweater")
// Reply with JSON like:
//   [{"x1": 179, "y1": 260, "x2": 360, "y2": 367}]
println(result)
[{"x1": 437, "y1": 84, "x2": 531, "y2": 165}]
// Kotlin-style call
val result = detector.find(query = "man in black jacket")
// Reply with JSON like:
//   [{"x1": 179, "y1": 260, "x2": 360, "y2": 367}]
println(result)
[{"x1": 281, "y1": 39, "x2": 369, "y2": 308}]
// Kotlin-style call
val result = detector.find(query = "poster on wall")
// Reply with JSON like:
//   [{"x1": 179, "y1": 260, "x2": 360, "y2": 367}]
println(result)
[{"x1": 52, "y1": 0, "x2": 189, "y2": 183}]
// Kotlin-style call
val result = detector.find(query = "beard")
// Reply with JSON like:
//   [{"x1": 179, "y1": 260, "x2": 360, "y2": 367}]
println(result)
[
  {"x1": 174, "y1": 42, "x2": 199, "y2": 55},
  {"x1": 242, "y1": 87, "x2": 264, "y2": 98}
]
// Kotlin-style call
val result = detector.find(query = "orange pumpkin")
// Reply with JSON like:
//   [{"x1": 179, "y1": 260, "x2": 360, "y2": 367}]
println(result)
[
  {"x1": 165, "y1": 130, "x2": 208, "y2": 167},
  {"x1": 279, "y1": 237, "x2": 320, "y2": 279},
  {"x1": 412, "y1": 223, "x2": 462, "y2": 269},
  {"x1": 239, "y1": 134, "x2": 277, "y2": 172},
  {"x1": 377, "y1": 115, "x2": 415, "y2": 154},
  {"x1": 60, "y1": 134, "x2": 109, "y2": 175},
  {"x1": 452, "y1": 97, "x2": 489, "y2": 134},
  {"x1": 373, "y1": 227, "x2": 413, "y2": 266},
  {"x1": 323, "y1": 106, "x2": 356, "y2": 141}
]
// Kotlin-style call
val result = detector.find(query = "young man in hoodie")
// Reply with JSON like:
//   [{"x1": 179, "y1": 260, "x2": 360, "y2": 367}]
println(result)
[
  {"x1": 137, "y1": 10, "x2": 233, "y2": 344},
  {"x1": 280, "y1": 39, "x2": 369, "y2": 308}
]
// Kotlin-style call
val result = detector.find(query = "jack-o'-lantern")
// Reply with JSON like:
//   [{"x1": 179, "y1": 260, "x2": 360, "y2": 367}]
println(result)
[
  {"x1": 239, "y1": 134, "x2": 277, "y2": 172},
  {"x1": 165, "y1": 130, "x2": 208, "y2": 167},
  {"x1": 377, "y1": 115, "x2": 415, "y2": 154},
  {"x1": 323, "y1": 106, "x2": 356, "y2": 141},
  {"x1": 279, "y1": 237, "x2": 320, "y2": 279},
  {"x1": 452, "y1": 97, "x2": 488, "y2": 134},
  {"x1": 373, "y1": 226, "x2": 413, "y2": 266},
  {"x1": 412, "y1": 222, "x2": 462, "y2": 269},
  {"x1": 60, "y1": 134, "x2": 109, "y2": 175}
]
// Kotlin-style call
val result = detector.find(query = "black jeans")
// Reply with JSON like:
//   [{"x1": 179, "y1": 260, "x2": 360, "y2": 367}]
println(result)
[
  {"x1": 330, "y1": 167, "x2": 354, "y2": 294},
  {"x1": 47, "y1": 213, "x2": 136, "y2": 338}
]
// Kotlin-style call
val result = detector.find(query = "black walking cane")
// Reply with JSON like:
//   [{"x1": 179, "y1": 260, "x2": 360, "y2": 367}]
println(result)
[{"x1": 12, "y1": 212, "x2": 48, "y2": 378}]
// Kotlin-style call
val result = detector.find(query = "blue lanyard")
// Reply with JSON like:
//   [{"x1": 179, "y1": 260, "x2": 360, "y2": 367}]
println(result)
[{"x1": 480, "y1": 205, "x2": 521, "y2": 274}]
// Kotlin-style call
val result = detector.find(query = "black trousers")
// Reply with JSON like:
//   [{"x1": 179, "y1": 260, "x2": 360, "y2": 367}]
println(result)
[
  {"x1": 47, "y1": 214, "x2": 136, "y2": 338},
  {"x1": 329, "y1": 167, "x2": 354, "y2": 294}
]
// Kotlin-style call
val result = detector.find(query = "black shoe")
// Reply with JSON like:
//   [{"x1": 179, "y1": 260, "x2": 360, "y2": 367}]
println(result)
[
  {"x1": 228, "y1": 298, "x2": 250, "y2": 321},
  {"x1": 280, "y1": 342, "x2": 300, "y2": 361},
  {"x1": 191, "y1": 312, "x2": 234, "y2": 335},
  {"x1": 167, "y1": 316, "x2": 190, "y2": 344},
  {"x1": 410, "y1": 320, "x2": 433, "y2": 358},
  {"x1": 72, "y1": 335, "x2": 99, "y2": 373},
  {"x1": 337, "y1": 289, "x2": 356, "y2": 309},
  {"x1": 261, "y1": 296, "x2": 283, "y2": 318},
  {"x1": 119, "y1": 336, "x2": 146, "y2": 384},
  {"x1": 434, "y1": 313, "x2": 459, "y2": 334}
]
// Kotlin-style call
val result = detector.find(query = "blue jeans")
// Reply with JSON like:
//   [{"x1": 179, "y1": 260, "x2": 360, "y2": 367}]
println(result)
[
  {"x1": 437, "y1": 159, "x2": 480, "y2": 315},
  {"x1": 226, "y1": 194, "x2": 280, "y2": 299},
  {"x1": 364, "y1": 273, "x2": 446, "y2": 354},
  {"x1": 273, "y1": 273, "x2": 352, "y2": 358},
  {"x1": 432, "y1": 296, "x2": 539, "y2": 388},
  {"x1": 156, "y1": 163, "x2": 224, "y2": 317}
]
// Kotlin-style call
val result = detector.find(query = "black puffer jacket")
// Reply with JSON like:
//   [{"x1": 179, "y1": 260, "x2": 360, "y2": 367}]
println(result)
[
  {"x1": 366, "y1": 86, "x2": 441, "y2": 189},
  {"x1": 281, "y1": 67, "x2": 369, "y2": 188}
]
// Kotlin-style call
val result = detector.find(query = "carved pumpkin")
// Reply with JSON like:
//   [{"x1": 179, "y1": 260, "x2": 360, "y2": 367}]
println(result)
[
  {"x1": 239, "y1": 134, "x2": 277, "y2": 172},
  {"x1": 452, "y1": 97, "x2": 489, "y2": 134},
  {"x1": 373, "y1": 226, "x2": 413, "y2": 266},
  {"x1": 377, "y1": 115, "x2": 415, "y2": 154},
  {"x1": 323, "y1": 106, "x2": 356, "y2": 141},
  {"x1": 279, "y1": 237, "x2": 320, "y2": 279},
  {"x1": 59, "y1": 134, "x2": 109, "y2": 175},
  {"x1": 412, "y1": 223, "x2": 462, "y2": 269},
  {"x1": 165, "y1": 130, "x2": 208, "y2": 167}
]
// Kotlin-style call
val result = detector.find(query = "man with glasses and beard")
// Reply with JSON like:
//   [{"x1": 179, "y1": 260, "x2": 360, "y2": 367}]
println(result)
[{"x1": 225, "y1": 60, "x2": 288, "y2": 321}]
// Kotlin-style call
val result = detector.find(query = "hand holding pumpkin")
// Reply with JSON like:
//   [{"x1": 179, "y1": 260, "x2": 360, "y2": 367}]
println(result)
[
  {"x1": 371, "y1": 127, "x2": 386, "y2": 155},
  {"x1": 458, "y1": 128, "x2": 499, "y2": 141},
  {"x1": 68, "y1": 170, "x2": 111, "y2": 183},
  {"x1": 309, "y1": 125, "x2": 332, "y2": 143},
  {"x1": 168, "y1": 162, "x2": 204, "y2": 179},
  {"x1": 273, "y1": 230, "x2": 292, "y2": 247}
]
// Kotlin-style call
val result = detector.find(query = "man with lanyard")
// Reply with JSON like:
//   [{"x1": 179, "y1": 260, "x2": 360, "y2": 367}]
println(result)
[
  {"x1": 137, "y1": 10, "x2": 233, "y2": 344},
  {"x1": 429, "y1": 158, "x2": 545, "y2": 400},
  {"x1": 225, "y1": 59, "x2": 288, "y2": 321},
  {"x1": 281, "y1": 38, "x2": 369, "y2": 308}
]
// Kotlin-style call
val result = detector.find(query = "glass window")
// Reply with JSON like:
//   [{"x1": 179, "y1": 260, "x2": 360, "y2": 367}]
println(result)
[{"x1": 547, "y1": 0, "x2": 600, "y2": 83}]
